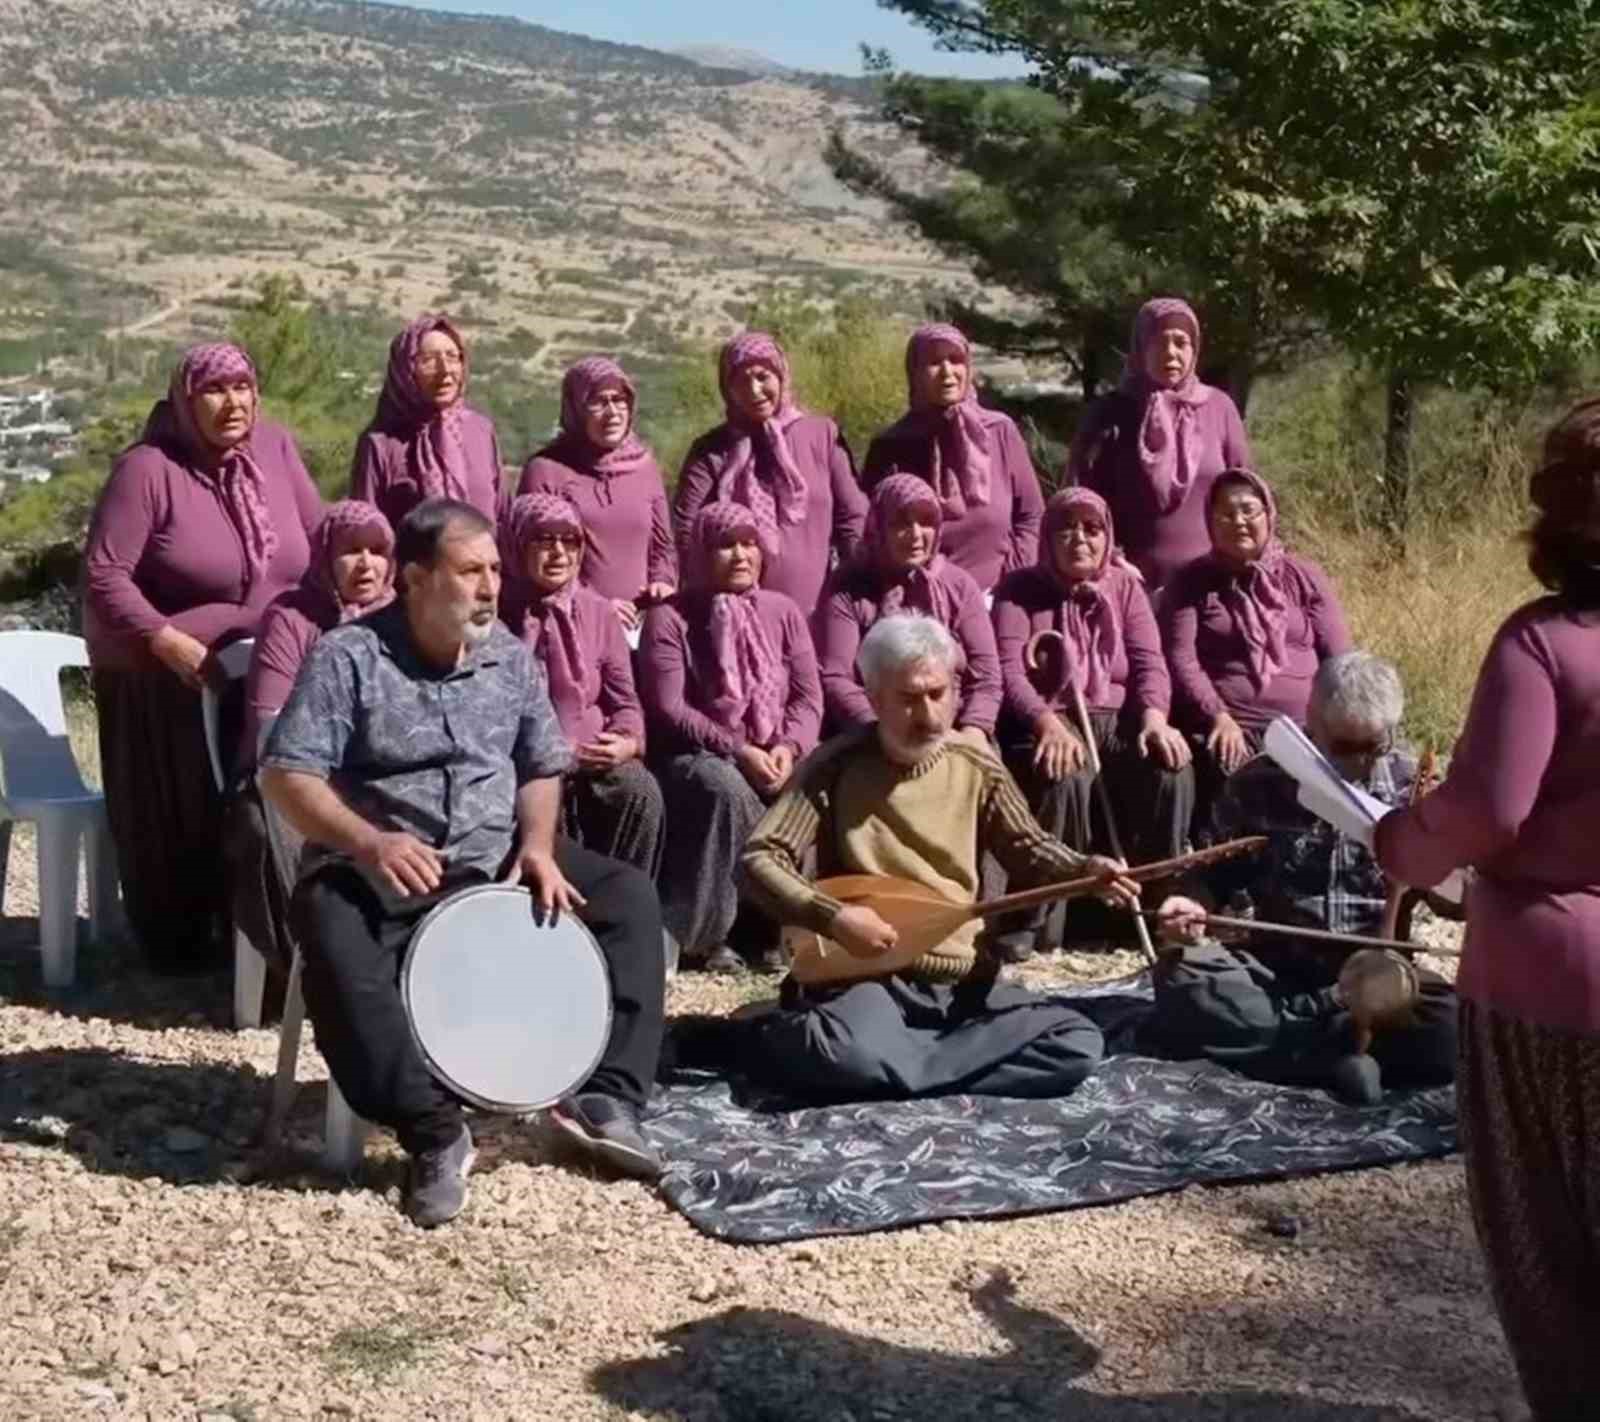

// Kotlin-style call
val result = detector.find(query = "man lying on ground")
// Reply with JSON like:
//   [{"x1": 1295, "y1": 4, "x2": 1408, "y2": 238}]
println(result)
[
  {"x1": 1149, "y1": 650, "x2": 1458, "y2": 1104},
  {"x1": 260, "y1": 498, "x2": 666, "y2": 1228},
  {"x1": 709, "y1": 613, "x2": 1140, "y2": 1103}
]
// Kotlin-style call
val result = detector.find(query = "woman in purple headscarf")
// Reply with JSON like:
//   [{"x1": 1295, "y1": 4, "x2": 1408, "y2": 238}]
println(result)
[
  {"x1": 640, "y1": 501, "x2": 824, "y2": 972},
  {"x1": 862, "y1": 323, "x2": 1045, "y2": 593},
  {"x1": 1162, "y1": 470, "x2": 1351, "y2": 778},
  {"x1": 816, "y1": 473, "x2": 1001, "y2": 736},
  {"x1": 1067, "y1": 297, "x2": 1252, "y2": 590},
  {"x1": 350, "y1": 314, "x2": 503, "y2": 529},
  {"x1": 503, "y1": 492, "x2": 664, "y2": 876},
  {"x1": 84, "y1": 341, "x2": 322, "y2": 971},
  {"x1": 228, "y1": 499, "x2": 395, "y2": 973},
  {"x1": 989, "y1": 487, "x2": 1194, "y2": 958},
  {"x1": 673, "y1": 332, "x2": 867, "y2": 614},
  {"x1": 517, "y1": 356, "x2": 677, "y2": 635}
]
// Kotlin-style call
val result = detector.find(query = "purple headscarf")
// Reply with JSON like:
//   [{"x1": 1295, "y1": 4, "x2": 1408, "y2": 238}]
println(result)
[
  {"x1": 715, "y1": 332, "x2": 809, "y2": 540},
  {"x1": 689, "y1": 501, "x2": 784, "y2": 747},
  {"x1": 900, "y1": 323, "x2": 995, "y2": 517},
  {"x1": 373, "y1": 314, "x2": 472, "y2": 502},
  {"x1": 303, "y1": 500, "x2": 396, "y2": 627},
  {"x1": 142, "y1": 343, "x2": 279, "y2": 592},
  {"x1": 507, "y1": 492, "x2": 591, "y2": 742},
  {"x1": 1118, "y1": 297, "x2": 1214, "y2": 514},
  {"x1": 1032, "y1": 487, "x2": 1133, "y2": 706},
  {"x1": 552, "y1": 356, "x2": 653, "y2": 480},
  {"x1": 861, "y1": 473, "x2": 954, "y2": 625},
  {"x1": 1207, "y1": 468, "x2": 1290, "y2": 694}
]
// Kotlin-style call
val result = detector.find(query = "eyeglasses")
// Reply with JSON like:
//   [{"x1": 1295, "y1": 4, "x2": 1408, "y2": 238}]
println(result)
[
  {"x1": 1326, "y1": 733, "x2": 1392, "y2": 760},
  {"x1": 415, "y1": 353, "x2": 464, "y2": 374},
  {"x1": 528, "y1": 533, "x2": 583, "y2": 553},
  {"x1": 584, "y1": 394, "x2": 630, "y2": 414},
  {"x1": 1214, "y1": 502, "x2": 1267, "y2": 525}
]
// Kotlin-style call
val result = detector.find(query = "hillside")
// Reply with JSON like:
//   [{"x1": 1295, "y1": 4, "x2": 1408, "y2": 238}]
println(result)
[{"x1": 0, "y1": 0, "x2": 969, "y2": 380}]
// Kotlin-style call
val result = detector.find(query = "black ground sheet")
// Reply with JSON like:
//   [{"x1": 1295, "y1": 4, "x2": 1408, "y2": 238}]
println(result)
[{"x1": 644, "y1": 976, "x2": 1457, "y2": 1243}]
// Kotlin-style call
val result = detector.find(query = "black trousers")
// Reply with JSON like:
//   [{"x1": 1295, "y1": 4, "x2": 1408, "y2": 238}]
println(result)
[
  {"x1": 992, "y1": 710, "x2": 1195, "y2": 950},
  {"x1": 1145, "y1": 940, "x2": 1458, "y2": 1091},
  {"x1": 743, "y1": 974, "x2": 1104, "y2": 1103},
  {"x1": 292, "y1": 840, "x2": 666, "y2": 1156}
]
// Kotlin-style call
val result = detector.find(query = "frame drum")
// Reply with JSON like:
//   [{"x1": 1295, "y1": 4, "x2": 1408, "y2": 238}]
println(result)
[{"x1": 401, "y1": 884, "x2": 613, "y2": 1113}]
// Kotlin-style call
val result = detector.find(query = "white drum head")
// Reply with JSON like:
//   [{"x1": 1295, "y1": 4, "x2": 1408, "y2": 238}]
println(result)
[{"x1": 401, "y1": 884, "x2": 613, "y2": 1113}]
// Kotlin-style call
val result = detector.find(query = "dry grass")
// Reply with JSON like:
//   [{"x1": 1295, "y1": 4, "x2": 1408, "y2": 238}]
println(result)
[{"x1": 1308, "y1": 520, "x2": 1534, "y2": 753}]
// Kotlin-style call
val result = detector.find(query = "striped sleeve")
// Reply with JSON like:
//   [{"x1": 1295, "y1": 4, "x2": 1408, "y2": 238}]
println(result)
[
  {"x1": 739, "y1": 753, "x2": 847, "y2": 935},
  {"x1": 978, "y1": 755, "x2": 1089, "y2": 885}
]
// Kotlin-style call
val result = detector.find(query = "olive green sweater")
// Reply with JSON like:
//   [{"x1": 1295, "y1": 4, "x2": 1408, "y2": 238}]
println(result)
[{"x1": 741, "y1": 729, "x2": 1089, "y2": 980}]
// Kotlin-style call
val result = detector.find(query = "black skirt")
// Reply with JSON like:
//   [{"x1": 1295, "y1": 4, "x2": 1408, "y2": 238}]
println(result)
[{"x1": 92, "y1": 664, "x2": 233, "y2": 971}]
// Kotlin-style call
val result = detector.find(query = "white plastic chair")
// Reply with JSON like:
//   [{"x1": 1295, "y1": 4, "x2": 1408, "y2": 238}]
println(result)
[
  {"x1": 200, "y1": 638, "x2": 269, "y2": 1029},
  {"x1": 250, "y1": 709, "x2": 370, "y2": 1174},
  {"x1": 0, "y1": 631, "x2": 120, "y2": 987}
]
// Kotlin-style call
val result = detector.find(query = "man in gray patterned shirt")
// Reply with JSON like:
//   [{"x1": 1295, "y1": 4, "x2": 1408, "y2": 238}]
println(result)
[
  {"x1": 1149, "y1": 651, "x2": 1458, "y2": 1105},
  {"x1": 261, "y1": 500, "x2": 666, "y2": 1227}
]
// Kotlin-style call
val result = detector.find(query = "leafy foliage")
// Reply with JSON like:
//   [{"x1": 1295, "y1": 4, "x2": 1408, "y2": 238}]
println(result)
[{"x1": 868, "y1": 0, "x2": 1600, "y2": 507}]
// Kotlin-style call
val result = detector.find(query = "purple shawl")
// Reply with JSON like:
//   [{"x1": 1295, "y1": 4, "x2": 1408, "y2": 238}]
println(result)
[
  {"x1": 1207, "y1": 468, "x2": 1291, "y2": 694},
  {"x1": 507, "y1": 492, "x2": 591, "y2": 742},
  {"x1": 862, "y1": 473, "x2": 955, "y2": 625},
  {"x1": 303, "y1": 499, "x2": 396, "y2": 626},
  {"x1": 892, "y1": 323, "x2": 997, "y2": 518},
  {"x1": 1031, "y1": 487, "x2": 1136, "y2": 706},
  {"x1": 372, "y1": 314, "x2": 473, "y2": 503},
  {"x1": 714, "y1": 332, "x2": 809, "y2": 539},
  {"x1": 1118, "y1": 297, "x2": 1215, "y2": 515},
  {"x1": 141, "y1": 343, "x2": 279, "y2": 592},
  {"x1": 689, "y1": 500, "x2": 785, "y2": 746},
  {"x1": 545, "y1": 355, "x2": 654, "y2": 481}
]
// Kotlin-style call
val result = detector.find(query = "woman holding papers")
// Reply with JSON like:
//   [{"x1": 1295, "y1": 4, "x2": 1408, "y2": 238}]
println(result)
[
  {"x1": 1161, "y1": 468, "x2": 1351, "y2": 778},
  {"x1": 1375, "y1": 398, "x2": 1600, "y2": 1422}
]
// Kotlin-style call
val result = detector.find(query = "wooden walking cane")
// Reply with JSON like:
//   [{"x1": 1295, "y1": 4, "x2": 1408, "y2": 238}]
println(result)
[
  {"x1": 1068, "y1": 679, "x2": 1158, "y2": 966},
  {"x1": 787, "y1": 837, "x2": 1267, "y2": 987}
]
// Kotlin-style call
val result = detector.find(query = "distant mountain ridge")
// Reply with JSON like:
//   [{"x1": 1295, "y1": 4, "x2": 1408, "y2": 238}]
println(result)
[
  {"x1": 0, "y1": 0, "x2": 962, "y2": 377},
  {"x1": 671, "y1": 44, "x2": 792, "y2": 77}
]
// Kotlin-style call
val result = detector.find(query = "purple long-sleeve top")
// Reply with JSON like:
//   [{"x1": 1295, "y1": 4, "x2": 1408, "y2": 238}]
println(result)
[
  {"x1": 862, "y1": 413, "x2": 1044, "y2": 592},
  {"x1": 992, "y1": 564, "x2": 1171, "y2": 726},
  {"x1": 1376, "y1": 598, "x2": 1600, "y2": 1034},
  {"x1": 83, "y1": 419, "x2": 322, "y2": 670},
  {"x1": 518, "y1": 583, "x2": 647, "y2": 750},
  {"x1": 516, "y1": 451, "x2": 677, "y2": 603},
  {"x1": 673, "y1": 415, "x2": 867, "y2": 615},
  {"x1": 1161, "y1": 552, "x2": 1351, "y2": 731},
  {"x1": 349, "y1": 407, "x2": 503, "y2": 529},
  {"x1": 242, "y1": 592, "x2": 326, "y2": 763},
  {"x1": 814, "y1": 560, "x2": 1002, "y2": 734},
  {"x1": 1068, "y1": 389, "x2": 1251, "y2": 590},
  {"x1": 639, "y1": 590, "x2": 823, "y2": 759}
]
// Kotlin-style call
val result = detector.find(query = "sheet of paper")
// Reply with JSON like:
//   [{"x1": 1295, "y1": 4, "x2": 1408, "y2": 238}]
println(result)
[{"x1": 1262, "y1": 716, "x2": 1383, "y2": 848}]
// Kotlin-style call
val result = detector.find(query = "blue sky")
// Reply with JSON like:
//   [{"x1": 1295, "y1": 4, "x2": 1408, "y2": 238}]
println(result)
[{"x1": 397, "y1": 1, "x2": 1027, "y2": 78}]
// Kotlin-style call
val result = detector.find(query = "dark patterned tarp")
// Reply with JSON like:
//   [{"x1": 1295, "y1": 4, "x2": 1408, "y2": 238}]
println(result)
[{"x1": 646, "y1": 979, "x2": 1457, "y2": 1244}]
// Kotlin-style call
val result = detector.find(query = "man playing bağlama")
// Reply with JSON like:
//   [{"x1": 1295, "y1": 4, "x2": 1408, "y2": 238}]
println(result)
[
  {"x1": 1149, "y1": 651, "x2": 1459, "y2": 1104},
  {"x1": 732, "y1": 613, "x2": 1141, "y2": 1101},
  {"x1": 260, "y1": 498, "x2": 666, "y2": 1228}
]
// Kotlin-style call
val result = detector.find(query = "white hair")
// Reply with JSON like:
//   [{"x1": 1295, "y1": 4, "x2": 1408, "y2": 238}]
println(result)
[
  {"x1": 1311, "y1": 650, "x2": 1404, "y2": 732},
  {"x1": 857, "y1": 614, "x2": 961, "y2": 693}
]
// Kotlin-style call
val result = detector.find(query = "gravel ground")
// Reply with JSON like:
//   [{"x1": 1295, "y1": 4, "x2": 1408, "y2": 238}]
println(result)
[{"x1": 0, "y1": 824, "x2": 1521, "y2": 1422}]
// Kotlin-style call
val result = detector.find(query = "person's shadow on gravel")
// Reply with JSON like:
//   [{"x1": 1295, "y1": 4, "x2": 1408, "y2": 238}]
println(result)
[{"x1": 591, "y1": 1267, "x2": 1424, "y2": 1422}]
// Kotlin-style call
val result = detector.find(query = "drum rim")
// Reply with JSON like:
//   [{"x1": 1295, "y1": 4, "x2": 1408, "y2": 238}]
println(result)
[{"x1": 400, "y1": 882, "x2": 613, "y2": 1114}]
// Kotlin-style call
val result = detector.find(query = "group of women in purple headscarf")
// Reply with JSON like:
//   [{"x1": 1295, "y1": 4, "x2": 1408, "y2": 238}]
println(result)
[{"x1": 80, "y1": 296, "x2": 1353, "y2": 976}]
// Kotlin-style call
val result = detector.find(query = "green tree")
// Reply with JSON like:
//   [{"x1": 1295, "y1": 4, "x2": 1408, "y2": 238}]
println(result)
[
  {"x1": 231, "y1": 274, "x2": 343, "y2": 408},
  {"x1": 870, "y1": 0, "x2": 1600, "y2": 526}
]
